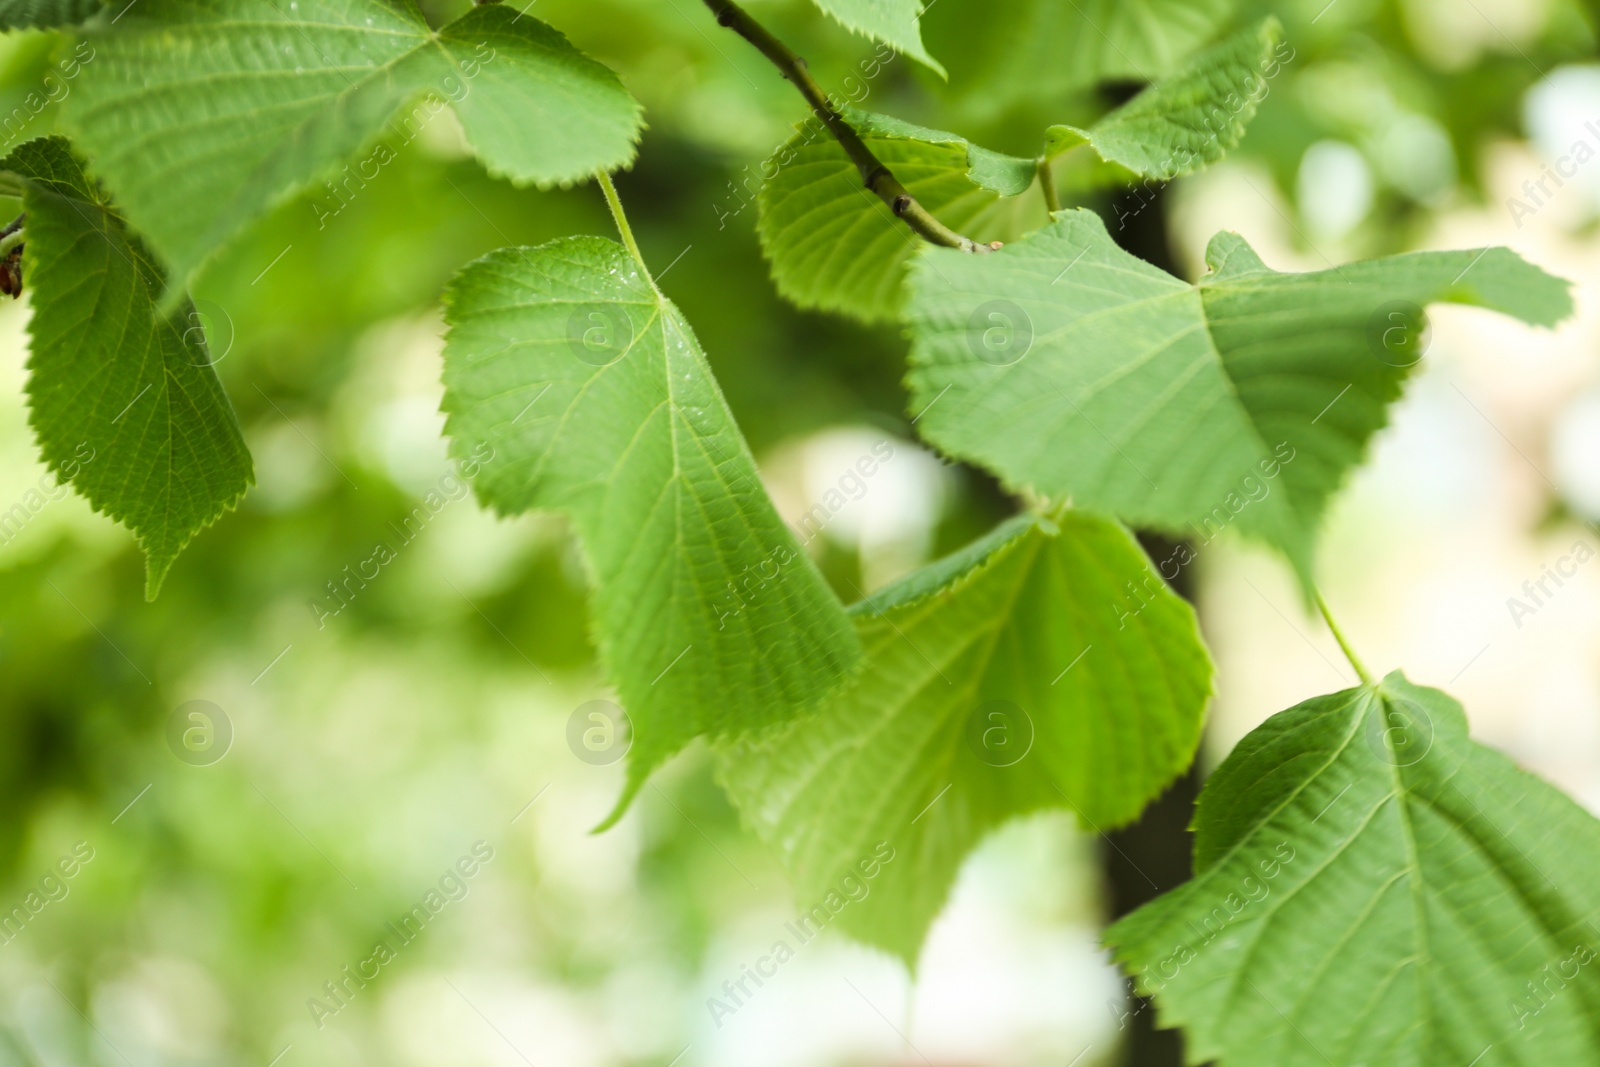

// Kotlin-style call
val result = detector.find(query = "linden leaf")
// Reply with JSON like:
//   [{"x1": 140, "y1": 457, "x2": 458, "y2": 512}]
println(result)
[
  {"x1": 809, "y1": 0, "x2": 944, "y2": 76},
  {"x1": 926, "y1": 0, "x2": 1238, "y2": 109},
  {"x1": 718, "y1": 511, "x2": 1212, "y2": 964},
  {"x1": 1110, "y1": 674, "x2": 1600, "y2": 1067},
  {"x1": 905, "y1": 211, "x2": 1572, "y2": 585},
  {"x1": 758, "y1": 108, "x2": 1041, "y2": 324},
  {"x1": 62, "y1": 0, "x2": 645, "y2": 302},
  {"x1": 1045, "y1": 19, "x2": 1286, "y2": 183},
  {"x1": 10, "y1": 136, "x2": 251, "y2": 597},
  {"x1": 442, "y1": 236, "x2": 861, "y2": 821}
]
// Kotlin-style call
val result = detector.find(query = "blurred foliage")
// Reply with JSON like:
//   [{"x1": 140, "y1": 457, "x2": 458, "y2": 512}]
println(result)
[{"x1": 0, "y1": 0, "x2": 1591, "y2": 1063}]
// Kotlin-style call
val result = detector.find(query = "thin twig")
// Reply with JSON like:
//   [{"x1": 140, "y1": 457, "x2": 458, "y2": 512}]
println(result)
[
  {"x1": 0, "y1": 225, "x2": 25, "y2": 259},
  {"x1": 0, "y1": 212, "x2": 24, "y2": 298},
  {"x1": 700, "y1": 0, "x2": 991, "y2": 253}
]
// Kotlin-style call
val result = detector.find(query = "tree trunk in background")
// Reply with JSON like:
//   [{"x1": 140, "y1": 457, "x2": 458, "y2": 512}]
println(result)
[
  {"x1": 1099, "y1": 751, "x2": 1202, "y2": 1067},
  {"x1": 1099, "y1": 179, "x2": 1206, "y2": 1067}
]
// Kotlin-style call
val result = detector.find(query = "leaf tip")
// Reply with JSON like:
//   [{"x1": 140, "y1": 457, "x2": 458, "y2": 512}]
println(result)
[
  {"x1": 142, "y1": 551, "x2": 175, "y2": 601},
  {"x1": 591, "y1": 757, "x2": 650, "y2": 834}
]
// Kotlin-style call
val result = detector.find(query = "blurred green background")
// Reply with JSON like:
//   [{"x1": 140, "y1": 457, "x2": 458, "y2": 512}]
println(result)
[{"x1": 0, "y1": 0, "x2": 1596, "y2": 1064}]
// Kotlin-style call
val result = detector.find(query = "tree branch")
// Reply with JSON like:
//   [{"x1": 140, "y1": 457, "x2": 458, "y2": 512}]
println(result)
[{"x1": 701, "y1": 0, "x2": 992, "y2": 254}]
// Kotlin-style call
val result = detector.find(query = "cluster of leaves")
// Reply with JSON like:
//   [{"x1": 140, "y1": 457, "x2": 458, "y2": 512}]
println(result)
[{"x1": 8, "y1": 1, "x2": 1599, "y2": 1063}]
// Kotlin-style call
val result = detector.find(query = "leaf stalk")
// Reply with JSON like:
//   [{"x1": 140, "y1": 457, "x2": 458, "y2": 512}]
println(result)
[
  {"x1": 1037, "y1": 156, "x2": 1061, "y2": 214},
  {"x1": 1316, "y1": 591, "x2": 1373, "y2": 685},
  {"x1": 596, "y1": 170, "x2": 658, "y2": 294}
]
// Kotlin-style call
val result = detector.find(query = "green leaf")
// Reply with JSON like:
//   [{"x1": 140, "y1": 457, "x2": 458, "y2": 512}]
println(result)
[
  {"x1": 61, "y1": 0, "x2": 645, "y2": 302},
  {"x1": 1045, "y1": 18, "x2": 1285, "y2": 182},
  {"x1": 716, "y1": 511, "x2": 1212, "y2": 965},
  {"x1": 0, "y1": 0, "x2": 98, "y2": 29},
  {"x1": 8, "y1": 137, "x2": 251, "y2": 597},
  {"x1": 1109, "y1": 673, "x2": 1600, "y2": 1067},
  {"x1": 758, "y1": 108, "x2": 1042, "y2": 324},
  {"x1": 926, "y1": 0, "x2": 1237, "y2": 110},
  {"x1": 905, "y1": 210, "x2": 1572, "y2": 585},
  {"x1": 809, "y1": 0, "x2": 944, "y2": 76},
  {"x1": 759, "y1": 14, "x2": 1282, "y2": 328},
  {"x1": 442, "y1": 236, "x2": 862, "y2": 821}
]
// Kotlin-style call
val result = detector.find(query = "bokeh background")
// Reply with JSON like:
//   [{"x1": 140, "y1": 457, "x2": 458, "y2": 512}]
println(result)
[{"x1": 0, "y1": 0, "x2": 1596, "y2": 1063}]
